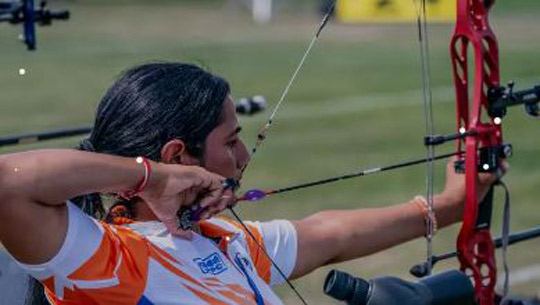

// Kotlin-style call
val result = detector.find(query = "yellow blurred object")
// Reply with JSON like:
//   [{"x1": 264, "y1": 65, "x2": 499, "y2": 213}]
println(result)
[{"x1": 336, "y1": 0, "x2": 455, "y2": 23}]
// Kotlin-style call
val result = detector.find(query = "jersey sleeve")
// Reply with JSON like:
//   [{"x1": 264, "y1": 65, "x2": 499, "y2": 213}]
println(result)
[
  {"x1": 14, "y1": 201, "x2": 149, "y2": 304},
  {"x1": 239, "y1": 219, "x2": 298, "y2": 286},
  {"x1": 259, "y1": 220, "x2": 298, "y2": 286}
]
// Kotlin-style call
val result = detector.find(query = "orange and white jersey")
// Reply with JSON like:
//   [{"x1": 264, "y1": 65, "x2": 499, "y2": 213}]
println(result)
[{"x1": 16, "y1": 202, "x2": 298, "y2": 305}]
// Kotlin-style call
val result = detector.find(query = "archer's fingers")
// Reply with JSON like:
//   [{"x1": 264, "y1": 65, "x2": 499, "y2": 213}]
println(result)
[
  {"x1": 197, "y1": 191, "x2": 235, "y2": 220},
  {"x1": 198, "y1": 187, "x2": 225, "y2": 209},
  {"x1": 215, "y1": 189, "x2": 235, "y2": 211},
  {"x1": 161, "y1": 217, "x2": 193, "y2": 240},
  {"x1": 179, "y1": 187, "x2": 201, "y2": 208},
  {"x1": 195, "y1": 168, "x2": 226, "y2": 191}
]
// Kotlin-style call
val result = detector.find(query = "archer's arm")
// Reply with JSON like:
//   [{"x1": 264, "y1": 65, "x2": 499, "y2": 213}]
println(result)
[
  {"x1": 0, "y1": 149, "x2": 227, "y2": 265},
  {"x1": 289, "y1": 159, "x2": 497, "y2": 279}
]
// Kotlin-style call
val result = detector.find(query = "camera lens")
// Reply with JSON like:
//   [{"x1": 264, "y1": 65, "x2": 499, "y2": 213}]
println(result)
[{"x1": 324, "y1": 270, "x2": 370, "y2": 305}]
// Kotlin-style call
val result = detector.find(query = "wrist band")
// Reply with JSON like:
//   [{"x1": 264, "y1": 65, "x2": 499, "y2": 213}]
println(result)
[
  {"x1": 414, "y1": 195, "x2": 438, "y2": 237},
  {"x1": 119, "y1": 156, "x2": 152, "y2": 200}
]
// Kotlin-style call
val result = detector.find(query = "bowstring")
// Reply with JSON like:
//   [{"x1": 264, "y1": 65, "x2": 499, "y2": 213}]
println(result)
[
  {"x1": 228, "y1": 208, "x2": 309, "y2": 305},
  {"x1": 414, "y1": 0, "x2": 436, "y2": 275},
  {"x1": 240, "y1": 1, "x2": 336, "y2": 175},
  {"x1": 230, "y1": 2, "x2": 337, "y2": 304}
]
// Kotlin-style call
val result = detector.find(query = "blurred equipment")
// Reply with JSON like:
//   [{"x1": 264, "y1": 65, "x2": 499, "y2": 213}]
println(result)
[
  {"x1": 225, "y1": 0, "x2": 273, "y2": 24},
  {"x1": 235, "y1": 95, "x2": 267, "y2": 115},
  {"x1": 319, "y1": 0, "x2": 336, "y2": 16},
  {"x1": 0, "y1": 96, "x2": 267, "y2": 148},
  {"x1": 0, "y1": 125, "x2": 92, "y2": 147},
  {"x1": 324, "y1": 269, "x2": 540, "y2": 305},
  {"x1": 336, "y1": 0, "x2": 455, "y2": 23},
  {"x1": 324, "y1": 269, "x2": 475, "y2": 305},
  {"x1": 252, "y1": 0, "x2": 272, "y2": 23},
  {"x1": 0, "y1": 0, "x2": 69, "y2": 50}
]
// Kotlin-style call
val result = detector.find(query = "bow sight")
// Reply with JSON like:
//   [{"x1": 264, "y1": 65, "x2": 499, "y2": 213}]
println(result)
[
  {"x1": 489, "y1": 82, "x2": 540, "y2": 119},
  {"x1": 424, "y1": 82, "x2": 540, "y2": 147},
  {"x1": 423, "y1": 81, "x2": 540, "y2": 175},
  {"x1": 0, "y1": 0, "x2": 69, "y2": 50}
]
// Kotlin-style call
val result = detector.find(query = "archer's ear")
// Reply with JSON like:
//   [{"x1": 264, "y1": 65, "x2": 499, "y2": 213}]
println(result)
[{"x1": 160, "y1": 139, "x2": 200, "y2": 166}]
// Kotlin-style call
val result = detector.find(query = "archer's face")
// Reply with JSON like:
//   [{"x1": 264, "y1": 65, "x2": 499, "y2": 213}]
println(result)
[{"x1": 201, "y1": 96, "x2": 250, "y2": 184}]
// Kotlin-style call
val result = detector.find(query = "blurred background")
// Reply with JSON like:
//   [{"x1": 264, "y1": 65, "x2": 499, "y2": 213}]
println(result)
[{"x1": 1, "y1": 0, "x2": 539, "y2": 303}]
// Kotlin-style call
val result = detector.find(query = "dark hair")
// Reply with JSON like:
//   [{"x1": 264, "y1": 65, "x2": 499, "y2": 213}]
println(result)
[
  {"x1": 27, "y1": 62, "x2": 230, "y2": 305},
  {"x1": 89, "y1": 62, "x2": 230, "y2": 160},
  {"x1": 74, "y1": 61, "x2": 230, "y2": 218}
]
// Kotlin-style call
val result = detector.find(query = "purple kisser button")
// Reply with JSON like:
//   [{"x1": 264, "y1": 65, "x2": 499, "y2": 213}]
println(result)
[{"x1": 242, "y1": 189, "x2": 267, "y2": 201}]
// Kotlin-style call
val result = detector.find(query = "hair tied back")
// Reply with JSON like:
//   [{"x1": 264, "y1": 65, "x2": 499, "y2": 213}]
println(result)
[{"x1": 79, "y1": 138, "x2": 96, "y2": 152}]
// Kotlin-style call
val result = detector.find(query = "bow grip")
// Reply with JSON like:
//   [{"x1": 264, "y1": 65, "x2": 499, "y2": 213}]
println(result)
[{"x1": 476, "y1": 185, "x2": 494, "y2": 230}]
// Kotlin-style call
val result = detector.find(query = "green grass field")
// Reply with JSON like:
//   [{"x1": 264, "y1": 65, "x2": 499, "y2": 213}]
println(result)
[{"x1": 1, "y1": 1, "x2": 540, "y2": 303}]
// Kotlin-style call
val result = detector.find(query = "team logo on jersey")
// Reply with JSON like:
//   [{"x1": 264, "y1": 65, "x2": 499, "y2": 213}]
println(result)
[{"x1": 194, "y1": 252, "x2": 228, "y2": 275}]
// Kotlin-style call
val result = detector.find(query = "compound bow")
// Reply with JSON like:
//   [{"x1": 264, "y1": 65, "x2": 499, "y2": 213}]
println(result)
[
  {"x1": 414, "y1": 0, "x2": 540, "y2": 304},
  {"x1": 178, "y1": 0, "x2": 540, "y2": 304}
]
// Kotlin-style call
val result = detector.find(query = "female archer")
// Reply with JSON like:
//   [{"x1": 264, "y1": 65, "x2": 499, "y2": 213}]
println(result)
[{"x1": 0, "y1": 62, "x2": 498, "y2": 305}]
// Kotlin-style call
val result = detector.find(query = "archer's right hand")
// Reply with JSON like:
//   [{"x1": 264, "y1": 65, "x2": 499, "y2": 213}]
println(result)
[{"x1": 139, "y1": 163, "x2": 234, "y2": 238}]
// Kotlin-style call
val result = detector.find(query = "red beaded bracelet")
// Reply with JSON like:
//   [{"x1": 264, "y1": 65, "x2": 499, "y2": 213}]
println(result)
[{"x1": 119, "y1": 156, "x2": 152, "y2": 200}]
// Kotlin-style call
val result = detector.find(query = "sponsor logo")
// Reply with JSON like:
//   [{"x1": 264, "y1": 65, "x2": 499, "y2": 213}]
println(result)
[{"x1": 194, "y1": 253, "x2": 228, "y2": 275}]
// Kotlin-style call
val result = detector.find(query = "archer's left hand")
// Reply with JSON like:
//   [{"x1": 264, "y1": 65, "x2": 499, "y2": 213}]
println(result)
[{"x1": 440, "y1": 157, "x2": 508, "y2": 210}]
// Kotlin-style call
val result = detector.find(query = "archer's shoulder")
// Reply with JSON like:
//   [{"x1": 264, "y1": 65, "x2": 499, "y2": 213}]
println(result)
[
  {"x1": 201, "y1": 217, "x2": 296, "y2": 241},
  {"x1": 201, "y1": 217, "x2": 260, "y2": 235}
]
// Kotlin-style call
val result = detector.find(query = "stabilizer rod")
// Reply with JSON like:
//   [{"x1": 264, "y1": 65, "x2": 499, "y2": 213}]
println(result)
[{"x1": 410, "y1": 226, "x2": 540, "y2": 278}]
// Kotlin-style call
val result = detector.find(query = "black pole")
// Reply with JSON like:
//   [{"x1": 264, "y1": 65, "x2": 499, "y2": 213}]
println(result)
[
  {"x1": 0, "y1": 97, "x2": 268, "y2": 148},
  {"x1": 410, "y1": 226, "x2": 540, "y2": 278},
  {"x1": 0, "y1": 126, "x2": 92, "y2": 147}
]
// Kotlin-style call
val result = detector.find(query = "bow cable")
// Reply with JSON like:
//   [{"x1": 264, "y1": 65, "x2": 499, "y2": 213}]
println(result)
[
  {"x1": 413, "y1": 0, "x2": 436, "y2": 275},
  {"x1": 228, "y1": 208, "x2": 309, "y2": 305},
  {"x1": 229, "y1": 2, "x2": 337, "y2": 304}
]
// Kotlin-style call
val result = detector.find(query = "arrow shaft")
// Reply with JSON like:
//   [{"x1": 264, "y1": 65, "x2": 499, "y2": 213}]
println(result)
[{"x1": 248, "y1": 151, "x2": 461, "y2": 199}]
